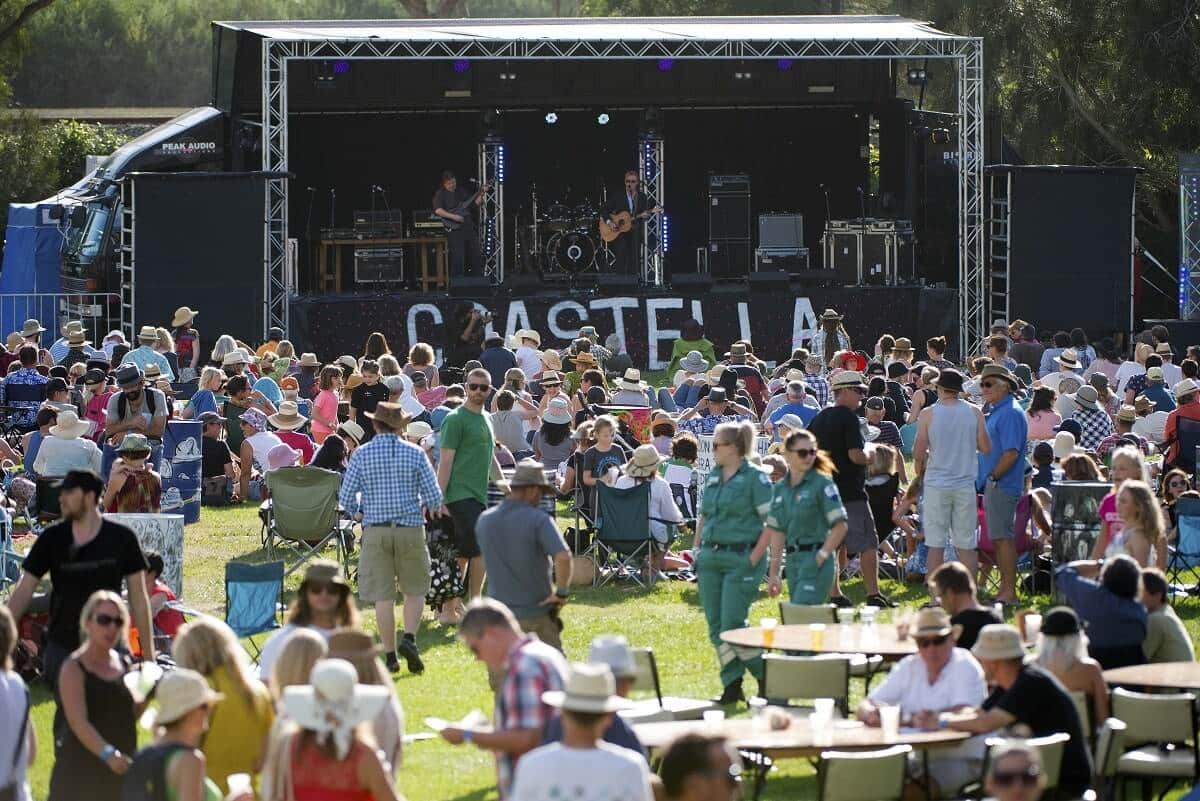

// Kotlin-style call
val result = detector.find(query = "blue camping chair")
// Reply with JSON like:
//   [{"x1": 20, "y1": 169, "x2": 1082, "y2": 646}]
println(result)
[
  {"x1": 1167, "y1": 497, "x2": 1200, "y2": 603},
  {"x1": 899, "y1": 422, "x2": 918, "y2": 459},
  {"x1": 225, "y1": 561, "x2": 284, "y2": 658}
]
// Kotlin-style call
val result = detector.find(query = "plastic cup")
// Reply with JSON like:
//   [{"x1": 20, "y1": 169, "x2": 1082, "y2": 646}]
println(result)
[
  {"x1": 749, "y1": 696, "x2": 768, "y2": 731},
  {"x1": 860, "y1": 606, "x2": 878, "y2": 626},
  {"x1": 227, "y1": 773, "x2": 252, "y2": 796},
  {"x1": 1024, "y1": 613, "x2": 1042, "y2": 644},
  {"x1": 760, "y1": 617, "x2": 778, "y2": 648},
  {"x1": 809, "y1": 623, "x2": 826, "y2": 650},
  {"x1": 895, "y1": 620, "x2": 911, "y2": 641},
  {"x1": 878, "y1": 705, "x2": 901, "y2": 741},
  {"x1": 703, "y1": 709, "x2": 726, "y2": 730},
  {"x1": 814, "y1": 697, "x2": 835, "y2": 719},
  {"x1": 836, "y1": 607, "x2": 856, "y2": 625}
]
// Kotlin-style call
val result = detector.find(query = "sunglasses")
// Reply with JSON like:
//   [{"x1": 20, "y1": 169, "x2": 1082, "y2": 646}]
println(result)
[
  {"x1": 991, "y1": 767, "x2": 1041, "y2": 788},
  {"x1": 94, "y1": 613, "x2": 125, "y2": 628},
  {"x1": 789, "y1": 448, "x2": 817, "y2": 458},
  {"x1": 981, "y1": 380, "x2": 999, "y2": 389},
  {"x1": 467, "y1": 383, "x2": 490, "y2": 392},
  {"x1": 306, "y1": 582, "x2": 343, "y2": 596},
  {"x1": 916, "y1": 634, "x2": 950, "y2": 648}
]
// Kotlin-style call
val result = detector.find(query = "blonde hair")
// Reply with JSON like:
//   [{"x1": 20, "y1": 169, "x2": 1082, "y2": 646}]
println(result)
[
  {"x1": 868, "y1": 443, "x2": 898, "y2": 477},
  {"x1": 79, "y1": 590, "x2": 128, "y2": 645},
  {"x1": 1118, "y1": 479, "x2": 1166, "y2": 546},
  {"x1": 155, "y1": 327, "x2": 175, "y2": 353},
  {"x1": 409, "y1": 343, "x2": 435, "y2": 367},
  {"x1": 715, "y1": 420, "x2": 756, "y2": 458},
  {"x1": 275, "y1": 340, "x2": 295, "y2": 360},
  {"x1": 377, "y1": 354, "x2": 401, "y2": 376},
  {"x1": 1110, "y1": 446, "x2": 1150, "y2": 486},
  {"x1": 199, "y1": 365, "x2": 224, "y2": 391},
  {"x1": 592, "y1": 414, "x2": 618, "y2": 436},
  {"x1": 210, "y1": 334, "x2": 237, "y2": 364},
  {"x1": 68, "y1": 362, "x2": 86, "y2": 379},
  {"x1": 173, "y1": 618, "x2": 261, "y2": 705},
  {"x1": 268, "y1": 628, "x2": 327, "y2": 701},
  {"x1": 1035, "y1": 631, "x2": 1088, "y2": 674}
]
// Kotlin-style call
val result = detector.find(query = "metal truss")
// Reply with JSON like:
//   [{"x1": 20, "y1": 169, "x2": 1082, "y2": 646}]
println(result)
[
  {"x1": 478, "y1": 138, "x2": 506, "y2": 284},
  {"x1": 261, "y1": 35, "x2": 984, "y2": 338},
  {"x1": 638, "y1": 136, "x2": 665, "y2": 287},
  {"x1": 957, "y1": 38, "x2": 986, "y2": 360},
  {"x1": 119, "y1": 179, "x2": 136, "y2": 341},
  {"x1": 1180, "y1": 153, "x2": 1200, "y2": 319}
]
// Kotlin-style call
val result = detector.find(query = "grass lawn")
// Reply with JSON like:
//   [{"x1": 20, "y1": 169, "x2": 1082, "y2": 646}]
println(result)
[{"x1": 19, "y1": 503, "x2": 1200, "y2": 800}]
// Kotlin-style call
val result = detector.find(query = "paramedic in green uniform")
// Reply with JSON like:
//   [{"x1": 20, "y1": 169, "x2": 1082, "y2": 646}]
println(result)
[
  {"x1": 693, "y1": 420, "x2": 774, "y2": 705},
  {"x1": 758, "y1": 429, "x2": 848, "y2": 604}
]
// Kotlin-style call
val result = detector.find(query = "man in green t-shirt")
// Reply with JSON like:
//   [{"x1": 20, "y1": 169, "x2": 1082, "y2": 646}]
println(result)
[{"x1": 438, "y1": 366, "x2": 503, "y2": 602}]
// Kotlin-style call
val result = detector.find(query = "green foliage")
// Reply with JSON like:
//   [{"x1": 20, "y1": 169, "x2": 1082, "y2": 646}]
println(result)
[
  {"x1": 46, "y1": 118, "x2": 126, "y2": 188},
  {"x1": 0, "y1": 114, "x2": 127, "y2": 206}
]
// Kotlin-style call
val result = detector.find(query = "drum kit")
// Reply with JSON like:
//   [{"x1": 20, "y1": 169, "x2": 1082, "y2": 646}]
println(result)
[{"x1": 518, "y1": 186, "x2": 615, "y2": 278}]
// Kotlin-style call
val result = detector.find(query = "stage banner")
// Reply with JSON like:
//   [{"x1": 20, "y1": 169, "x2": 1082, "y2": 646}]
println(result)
[{"x1": 291, "y1": 286, "x2": 957, "y2": 369}]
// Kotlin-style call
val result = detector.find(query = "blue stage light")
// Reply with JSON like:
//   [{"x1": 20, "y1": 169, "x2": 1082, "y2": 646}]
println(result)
[
  {"x1": 777, "y1": 59, "x2": 794, "y2": 71},
  {"x1": 657, "y1": 59, "x2": 674, "y2": 72},
  {"x1": 453, "y1": 59, "x2": 470, "y2": 74},
  {"x1": 331, "y1": 60, "x2": 350, "y2": 75},
  {"x1": 545, "y1": 112, "x2": 558, "y2": 125}
]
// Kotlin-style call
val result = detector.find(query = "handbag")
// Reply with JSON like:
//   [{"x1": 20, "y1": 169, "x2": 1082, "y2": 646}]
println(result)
[{"x1": 0, "y1": 684, "x2": 30, "y2": 801}]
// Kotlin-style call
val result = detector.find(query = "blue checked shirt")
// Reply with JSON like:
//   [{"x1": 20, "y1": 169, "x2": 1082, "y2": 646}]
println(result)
[
  {"x1": 48, "y1": 337, "x2": 102, "y2": 364},
  {"x1": 0, "y1": 368, "x2": 48, "y2": 428},
  {"x1": 805, "y1": 372, "x2": 830, "y2": 407},
  {"x1": 1071, "y1": 406, "x2": 1115, "y2": 451},
  {"x1": 338, "y1": 433, "x2": 443, "y2": 527}
]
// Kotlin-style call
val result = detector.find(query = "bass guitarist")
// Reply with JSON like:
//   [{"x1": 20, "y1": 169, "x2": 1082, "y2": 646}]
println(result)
[
  {"x1": 601, "y1": 169, "x2": 650, "y2": 275},
  {"x1": 433, "y1": 170, "x2": 483, "y2": 278}
]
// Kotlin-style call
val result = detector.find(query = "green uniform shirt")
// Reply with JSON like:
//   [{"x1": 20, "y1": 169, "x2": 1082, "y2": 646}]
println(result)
[
  {"x1": 765, "y1": 470, "x2": 847, "y2": 547},
  {"x1": 699, "y1": 460, "x2": 773, "y2": 544},
  {"x1": 440, "y1": 405, "x2": 494, "y2": 504}
]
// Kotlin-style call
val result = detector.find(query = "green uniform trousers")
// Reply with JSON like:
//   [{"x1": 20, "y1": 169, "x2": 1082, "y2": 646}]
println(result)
[
  {"x1": 696, "y1": 545, "x2": 768, "y2": 687},
  {"x1": 786, "y1": 549, "x2": 836, "y2": 605}
]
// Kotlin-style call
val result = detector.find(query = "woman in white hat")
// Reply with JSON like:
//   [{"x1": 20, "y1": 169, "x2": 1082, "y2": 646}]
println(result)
[
  {"x1": 532, "y1": 395, "x2": 575, "y2": 472},
  {"x1": 614, "y1": 444, "x2": 685, "y2": 576},
  {"x1": 33, "y1": 408, "x2": 102, "y2": 477},
  {"x1": 260, "y1": 659, "x2": 399, "y2": 801},
  {"x1": 125, "y1": 667, "x2": 246, "y2": 801}
]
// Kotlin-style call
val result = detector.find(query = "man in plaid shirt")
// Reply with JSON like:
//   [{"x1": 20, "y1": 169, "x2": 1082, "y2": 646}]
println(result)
[
  {"x1": 339, "y1": 401, "x2": 444, "y2": 674},
  {"x1": 440, "y1": 599, "x2": 567, "y2": 799},
  {"x1": 804, "y1": 354, "x2": 831, "y2": 406},
  {"x1": 1065, "y1": 385, "x2": 1114, "y2": 450}
]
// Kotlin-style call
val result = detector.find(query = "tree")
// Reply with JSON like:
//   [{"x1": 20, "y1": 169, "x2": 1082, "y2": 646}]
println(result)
[{"x1": 398, "y1": 0, "x2": 466, "y2": 14}]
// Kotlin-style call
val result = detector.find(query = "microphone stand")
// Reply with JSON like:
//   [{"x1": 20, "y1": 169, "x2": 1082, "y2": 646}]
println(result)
[{"x1": 857, "y1": 186, "x2": 867, "y2": 283}]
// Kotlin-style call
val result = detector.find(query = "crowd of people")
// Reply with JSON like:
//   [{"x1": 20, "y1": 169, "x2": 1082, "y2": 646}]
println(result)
[{"x1": 0, "y1": 305, "x2": 1196, "y2": 800}]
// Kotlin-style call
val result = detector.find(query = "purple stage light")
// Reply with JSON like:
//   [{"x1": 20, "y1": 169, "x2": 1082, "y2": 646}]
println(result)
[
  {"x1": 657, "y1": 59, "x2": 674, "y2": 72},
  {"x1": 453, "y1": 59, "x2": 470, "y2": 74},
  {"x1": 776, "y1": 59, "x2": 794, "y2": 71},
  {"x1": 331, "y1": 60, "x2": 350, "y2": 75}
]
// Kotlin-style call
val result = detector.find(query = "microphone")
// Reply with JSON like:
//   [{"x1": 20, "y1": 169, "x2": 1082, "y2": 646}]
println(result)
[{"x1": 306, "y1": 186, "x2": 316, "y2": 191}]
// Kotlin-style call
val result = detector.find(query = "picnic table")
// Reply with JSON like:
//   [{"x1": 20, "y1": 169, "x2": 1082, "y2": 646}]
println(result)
[
  {"x1": 721, "y1": 623, "x2": 919, "y2": 660},
  {"x1": 1103, "y1": 662, "x2": 1200, "y2": 692}
]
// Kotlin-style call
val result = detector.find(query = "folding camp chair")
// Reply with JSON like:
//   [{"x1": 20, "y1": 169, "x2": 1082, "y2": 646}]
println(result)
[
  {"x1": 264, "y1": 466, "x2": 354, "y2": 577},
  {"x1": 30, "y1": 477, "x2": 63, "y2": 536},
  {"x1": 617, "y1": 646, "x2": 719, "y2": 723},
  {"x1": 224, "y1": 560, "x2": 284, "y2": 659},
  {"x1": 588, "y1": 481, "x2": 657, "y2": 587},
  {"x1": 1167, "y1": 496, "x2": 1200, "y2": 601}
]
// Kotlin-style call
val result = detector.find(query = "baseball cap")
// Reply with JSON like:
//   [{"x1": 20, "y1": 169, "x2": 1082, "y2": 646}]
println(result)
[
  {"x1": 864, "y1": 397, "x2": 886, "y2": 411},
  {"x1": 198, "y1": 411, "x2": 226, "y2": 425}
]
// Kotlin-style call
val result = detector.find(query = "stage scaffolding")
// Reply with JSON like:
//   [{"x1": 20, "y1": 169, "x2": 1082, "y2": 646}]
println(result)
[
  {"x1": 1181, "y1": 153, "x2": 1200, "y2": 320},
  {"x1": 253, "y1": 16, "x2": 984, "y2": 355}
]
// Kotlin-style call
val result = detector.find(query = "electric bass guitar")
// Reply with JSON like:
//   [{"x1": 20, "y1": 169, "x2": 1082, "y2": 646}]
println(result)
[
  {"x1": 598, "y1": 205, "x2": 664, "y2": 243},
  {"x1": 441, "y1": 183, "x2": 492, "y2": 231}
]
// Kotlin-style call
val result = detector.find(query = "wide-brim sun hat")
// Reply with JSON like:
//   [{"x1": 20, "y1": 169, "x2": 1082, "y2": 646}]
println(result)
[
  {"x1": 268, "y1": 401, "x2": 309, "y2": 431},
  {"x1": 49, "y1": 409, "x2": 91, "y2": 439},
  {"x1": 625, "y1": 443, "x2": 665, "y2": 478},
  {"x1": 171, "y1": 307, "x2": 198, "y2": 328},
  {"x1": 542, "y1": 396, "x2": 572, "y2": 425},
  {"x1": 970, "y1": 624, "x2": 1026, "y2": 661},
  {"x1": 144, "y1": 667, "x2": 223, "y2": 728},
  {"x1": 542, "y1": 662, "x2": 630, "y2": 714},
  {"x1": 283, "y1": 659, "x2": 391, "y2": 760},
  {"x1": 679, "y1": 351, "x2": 709, "y2": 373}
]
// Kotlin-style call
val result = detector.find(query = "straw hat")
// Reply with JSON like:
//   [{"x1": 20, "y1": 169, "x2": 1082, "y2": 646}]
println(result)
[
  {"x1": 1116, "y1": 405, "x2": 1137, "y2": 424},
  {"x1": 970, "y1": 624, "x2": 1026, "y2": 661},
  {"x1": 1068, "y1": 385, "x2": 1099, "y2": 411},
  {"x1": 829, "y1": 371, "x2": 867, "y2": 391},
  {"x1": 570, "y1": 351, "x2": 598, "y2": 369},
  {"x1": 66, "y1": 330, "x2": 90, "y2": 347},
  {"x1": 540, "y1": 370, "x2": 563, "y2": 388},
  {"x1": 268, "y1": 400, "x2": 308, "y2": 431},
  {"x1": 136, "y1": 325, "x2": 159, "y2": 343},
  {"x1": 625, "y1": 444, "x2": 665, "y2": 478},
  {"x1": 1055, "y1": 349, "x2": 1082, "y2": 370},
  {"x1": 299, "y1": 352, "x2": 321, "y2": 368},
  {"x1": 282, "y1": 660, "x2": 391, "y2": 760},
  {"x1": 616, "y1": 368, "x2": 648, "y2": 392},
  {"x1": 60, "y1": 320, "x2": 84, "y2": 337},
  {"x1": 542, "y1": 662, "x2": 630, "y2": 714},
  {"x1": 364, "y1": 401, "x2": 410, "y2": 429},
  {"x1": 540, "y1": 350, "x2": 563, "y2": 372},
  {"x1": 706, "y1": 364, "x2": 726, "y2": 384},
  {"x1": 145, "y1": 667, "x2": 223, "y2": 728},
  {"x1": 19, "y1": 319, "x2": 44, "y2": 337},
  {"x1": 978, "y1": 363, "x2": 1019, "y2": 391},
  {"x1": 542, "y1": 396, "x2": 572, "y2": 425},
  {"x1": 819, "y1": 308, "x2": 843, "y2": 321},
  {"x1": 1156, "y1": 341, "x2": 1175, "y2": 356},
  {"x1": 221, "y1": 351, "x2": 249, "y2": 368},
  {"x1": 1175, "y1": 379, "x2": 1200, "y2": 400},
  {"x1": 116, "y1": 432, "x2": 153, "y2": 455},
  {"x1": 726, "y1": 342, "x2": 749, "y2": 361},
  {"x1": 49, "y1": 409, "x2": 91, "y2": 440},
  {"x1": 505, "y1": 459, "x2": 555, "y2": 491},
  {"x1": 144, "y1": 363, "x2": 162, "y2": 380},
  {"x1": 588, "y1": 635, "x2": 638, "y2": 680},
  {"x1": 266, "y1": 442, "x2": 302, "y2": 470},
  {"x1": 892, "y1": 337, "x2": 914, "y2": 353},
  {"x1": 516, "y1": 329, "x2": 541, "y2": 347},
  {"x1": 913, "y1": 607, "x2": 962, "y2": 641},
  {"x1": 678, "y1": 351, "x2": 709, "y2": 373},
  {"x1": 171, "y1": 307, "x2": 198, "y2": 328},
  {"x1": 336, "y1": 420, "x2": 365, "y2": 444}
]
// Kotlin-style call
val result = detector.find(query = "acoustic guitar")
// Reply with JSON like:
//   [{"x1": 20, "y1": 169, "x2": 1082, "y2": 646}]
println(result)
[
  {"x1": 441, "y1": 183, "x2": 492, "y2": 231},
  {"x1": 598, "y1": 205, "x2": 664, "y2": 243}
]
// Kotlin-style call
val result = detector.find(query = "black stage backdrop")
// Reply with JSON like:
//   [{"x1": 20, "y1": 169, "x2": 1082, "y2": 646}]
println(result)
[
  {"x1": 287, "y1": 107, "x2": 867, "y2": 284},
  {"x1": 289, "y1": 286, "x2": 956, "y2": 369},
  {"x1": 131, "y1": 173, "x2": 266, "y2": 342}
]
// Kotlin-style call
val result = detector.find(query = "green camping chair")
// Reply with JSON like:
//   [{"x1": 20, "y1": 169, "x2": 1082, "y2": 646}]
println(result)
[
  {"x1": 264, "y1": 466, "x2": 354, "y2": 577},
  {"x1": 588, "y1": 481, "x2": 659, "y2": 588}
]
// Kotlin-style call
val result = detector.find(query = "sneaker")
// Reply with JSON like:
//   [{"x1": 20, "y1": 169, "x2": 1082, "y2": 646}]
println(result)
[
  {"x1": 385, "y1": 653, "x2": 400, "y2": 673},
  {"x1": 828, "y1": 594, "x2": 853, "y2": 608},
  {"x1": 396, "y1": 635, "x2": 425, "y2": 674},
  {"x1": 713, "y1": 678, "x2": 744, "y2": 706},
  {"x1": 865, "y1": 593, "x2": 896, "y2": 608}
]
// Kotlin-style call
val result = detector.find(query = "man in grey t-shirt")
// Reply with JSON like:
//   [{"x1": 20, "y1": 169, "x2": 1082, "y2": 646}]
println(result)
[{"x1": 476, "y1": 460, "x2": 572, "y2": 653}]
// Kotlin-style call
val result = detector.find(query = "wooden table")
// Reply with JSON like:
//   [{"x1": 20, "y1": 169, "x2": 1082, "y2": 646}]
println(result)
[
  {"x1": 1103, "y1": 662, "x2": 1200, "y2": 691},
  {"x1": 316, "y1": 236, "x2": 448, "y2": 292},
  {"x1": 634, "y1": 715, "x2": 968, "y2": 800},
  {"x1": 721, "y1": 623, "x2": 918, "y2": 660}
]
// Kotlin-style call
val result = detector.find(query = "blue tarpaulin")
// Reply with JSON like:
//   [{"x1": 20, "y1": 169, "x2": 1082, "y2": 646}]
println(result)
[{"x1": 0, "y1": 202, "x2": 64, "y2": 335}]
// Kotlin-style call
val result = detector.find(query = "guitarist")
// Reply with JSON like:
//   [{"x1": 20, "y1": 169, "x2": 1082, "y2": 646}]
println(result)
[
  {"x1": 602, "y1": 169, "x2": 649, "y2": 275},
  {"x1": 433, "y1": 170, "x2": 483, "y2": 278}
]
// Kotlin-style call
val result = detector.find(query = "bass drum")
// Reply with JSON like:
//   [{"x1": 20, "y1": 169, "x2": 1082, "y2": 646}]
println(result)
[{"x1": 548, "y1": 230, "x2": 597, "y2": 274}]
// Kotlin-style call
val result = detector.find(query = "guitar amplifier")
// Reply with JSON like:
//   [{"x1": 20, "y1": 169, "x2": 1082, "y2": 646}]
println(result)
[
  {"x1": 410, "y1": 209, "x2": 444, "y2": 234},
  {"x1": 353, "y1": 209, "x2": 403, "y2": 237},
  {"x1": 755, "y1": 247, "x2": 809, "y2": 274},
  {"x1": 758, "y1": 213, "x2": 804, "y2": 250},
  {"x1": 707, "y1": 174, "x2": 751, "y2": 194},
  {"x1": 354, "y1": 248, "x2": 405, "y2": 283},
  {"x1": 707, "y1": 240, "x2": 752, "y2": 280}
]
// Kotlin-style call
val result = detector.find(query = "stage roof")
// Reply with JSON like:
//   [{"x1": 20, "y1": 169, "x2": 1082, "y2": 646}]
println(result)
[{"x1": 213, "y1": 15, "x2": 966, "y2": 45}]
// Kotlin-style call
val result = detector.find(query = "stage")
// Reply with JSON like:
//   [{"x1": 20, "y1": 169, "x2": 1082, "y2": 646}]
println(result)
[{"x1": 289, "y1": 284, "x2": 957, "y2": 368}]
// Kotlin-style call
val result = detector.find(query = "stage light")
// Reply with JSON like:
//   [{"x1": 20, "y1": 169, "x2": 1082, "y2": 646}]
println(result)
[
  {"x1": 452, "y1": 59, "x2": 470, "y2": 74},
  {"x1": 662, "y1": 213, "x2": 670, "y2": 253},
  {"x1": 499, "y1": 72, "x2": 518, "y2": 81},
  {"x1": 906, "y1": 67, "x2": 929, "y2": 86},
  {"x1": 931, "y1": 127, "x2": 951, "y2": 145},
  {"x1": 657, "y1": 59, "x2": 674, "y2": 72},
  {"x1": 776, "y1": 59, "x2": 794, "y2": 71},
  {"x1": 597, "y1": 111, "x2": 610, "y2": 125},
  {"x1": 332, "y1": 60, "x2": 350, "y2": 75},
  {"x1": 497, "y1": 144, "x2": 505, "y2": 183},
  {"x1": 734, "y1": 71, "x2": 753, "y2": 80},
  {"x1": 545, "y1": 111, "x2": 558, "y2": 125}
]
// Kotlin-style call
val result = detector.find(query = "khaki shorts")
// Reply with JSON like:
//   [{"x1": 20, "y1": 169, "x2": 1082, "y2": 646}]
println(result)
[{"x1": 358, "y1": 525, "x2": 431, "y2": 602}]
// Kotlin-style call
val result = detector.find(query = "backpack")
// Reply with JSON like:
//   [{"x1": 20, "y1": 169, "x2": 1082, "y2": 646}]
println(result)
[
  {"x1": 120, "y1": 742, "x2": 189, "y2": 801},
  {"x1": 116, "y1": 387, "x2": 158, "y2": 419}
]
